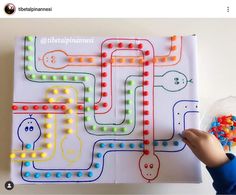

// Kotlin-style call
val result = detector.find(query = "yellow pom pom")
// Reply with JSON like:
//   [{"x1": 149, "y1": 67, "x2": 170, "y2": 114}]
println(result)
[
  {"x1": 66, "y1": 118, "x2": 73, "y2": 124},
  {"x1": 45, "y1": 114, "x2": 53, "y2": 119},
  {"x1": 10, "y1": 153, "x2": 16, "y2": 159},
  {"x1": 45, "y1": 133, "x2": 52, "y2": 138},
  {"x1": 45, "y1": 123, "x2": 52, "y2": 129},
  {"x1": 64, "y1": 89, "x2": 69, "y2": 94},
  {"x1": 66, "y1": 98, "x2": 73, "y2": 104},
  {"x1": 52, "y1": 89, "x2": 58, "y2": 94},
  {"x1": 46, "y1": 143, "x2": 52, "y2": 149},
  {"x1": 40, "y1": 152, "x2": 47, "y2": 158},
  {"x1": 66, "y1": 129, "x2": 73, "y2": 134},
  {"x1": 67, "y1": 109, "x2": 73, "y2": 114},
  {"x1": 31, "y1": 152, "x2": 37, "y2": 158},
  {"x1": 48, "y1": 98, "x2": 55, "y2": 103},
  {"x1": 20, "y1": 153, "x2": 26, "y2": 158}
]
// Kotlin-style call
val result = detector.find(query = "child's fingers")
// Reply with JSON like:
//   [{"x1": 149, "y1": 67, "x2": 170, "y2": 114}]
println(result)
[
  {"x1": 184, "y1": 128, "x2": 203, "y2": 136},
  {"x1": 182, "y1": 130, "x2": 199, "y2": 146},
  {"x1": 182, "y1": 137, "x2": 195, "y2": 150}
]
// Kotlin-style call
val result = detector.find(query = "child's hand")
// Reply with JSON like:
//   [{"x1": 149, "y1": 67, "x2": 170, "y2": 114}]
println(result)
[{"x1": 182, "y1": 129, "x2": 229, "y2": 168}]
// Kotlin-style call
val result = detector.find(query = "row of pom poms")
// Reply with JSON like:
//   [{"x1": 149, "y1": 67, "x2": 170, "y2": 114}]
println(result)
[
  {"x1": 208, "y1": 115, "x2": 236, "y2": 151},
  {"x1": 10, "y1": 140, "x2": 181, "y2": 159}
]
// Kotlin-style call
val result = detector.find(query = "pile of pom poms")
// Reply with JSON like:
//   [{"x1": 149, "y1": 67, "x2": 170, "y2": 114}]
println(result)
[{"x1": 208, "y1": 115, "x2": 236, "y2": 151}]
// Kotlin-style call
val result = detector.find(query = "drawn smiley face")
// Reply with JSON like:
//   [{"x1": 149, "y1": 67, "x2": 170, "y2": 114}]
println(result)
[
  {"x1": 161, "y1": 71, "x2": 189, "y2": 92},
  {"x1": 42, "y1": 50, "x2": 68, "y2": 69},
  {"x1": 43, "y1": 53, "x2": 56, "y2": 65},
  {"x1": 174, "y1": 77, "x2": 180, "y2": 85},
  {"x1": 142, "y1": 161, "x2": 156, "y2": 179},
  {"x1": 139, "y1": 154, "x2": 160, "y2": 181},
  {"x1": 17, "y1": 115, "x2": 41, "y2": 145},
  {"x1": 24, "y1": 121, "x2": 34, "y2": 132},
  {"x1": 144, "y1": 162, "x2": 154, "y2": 177}
]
